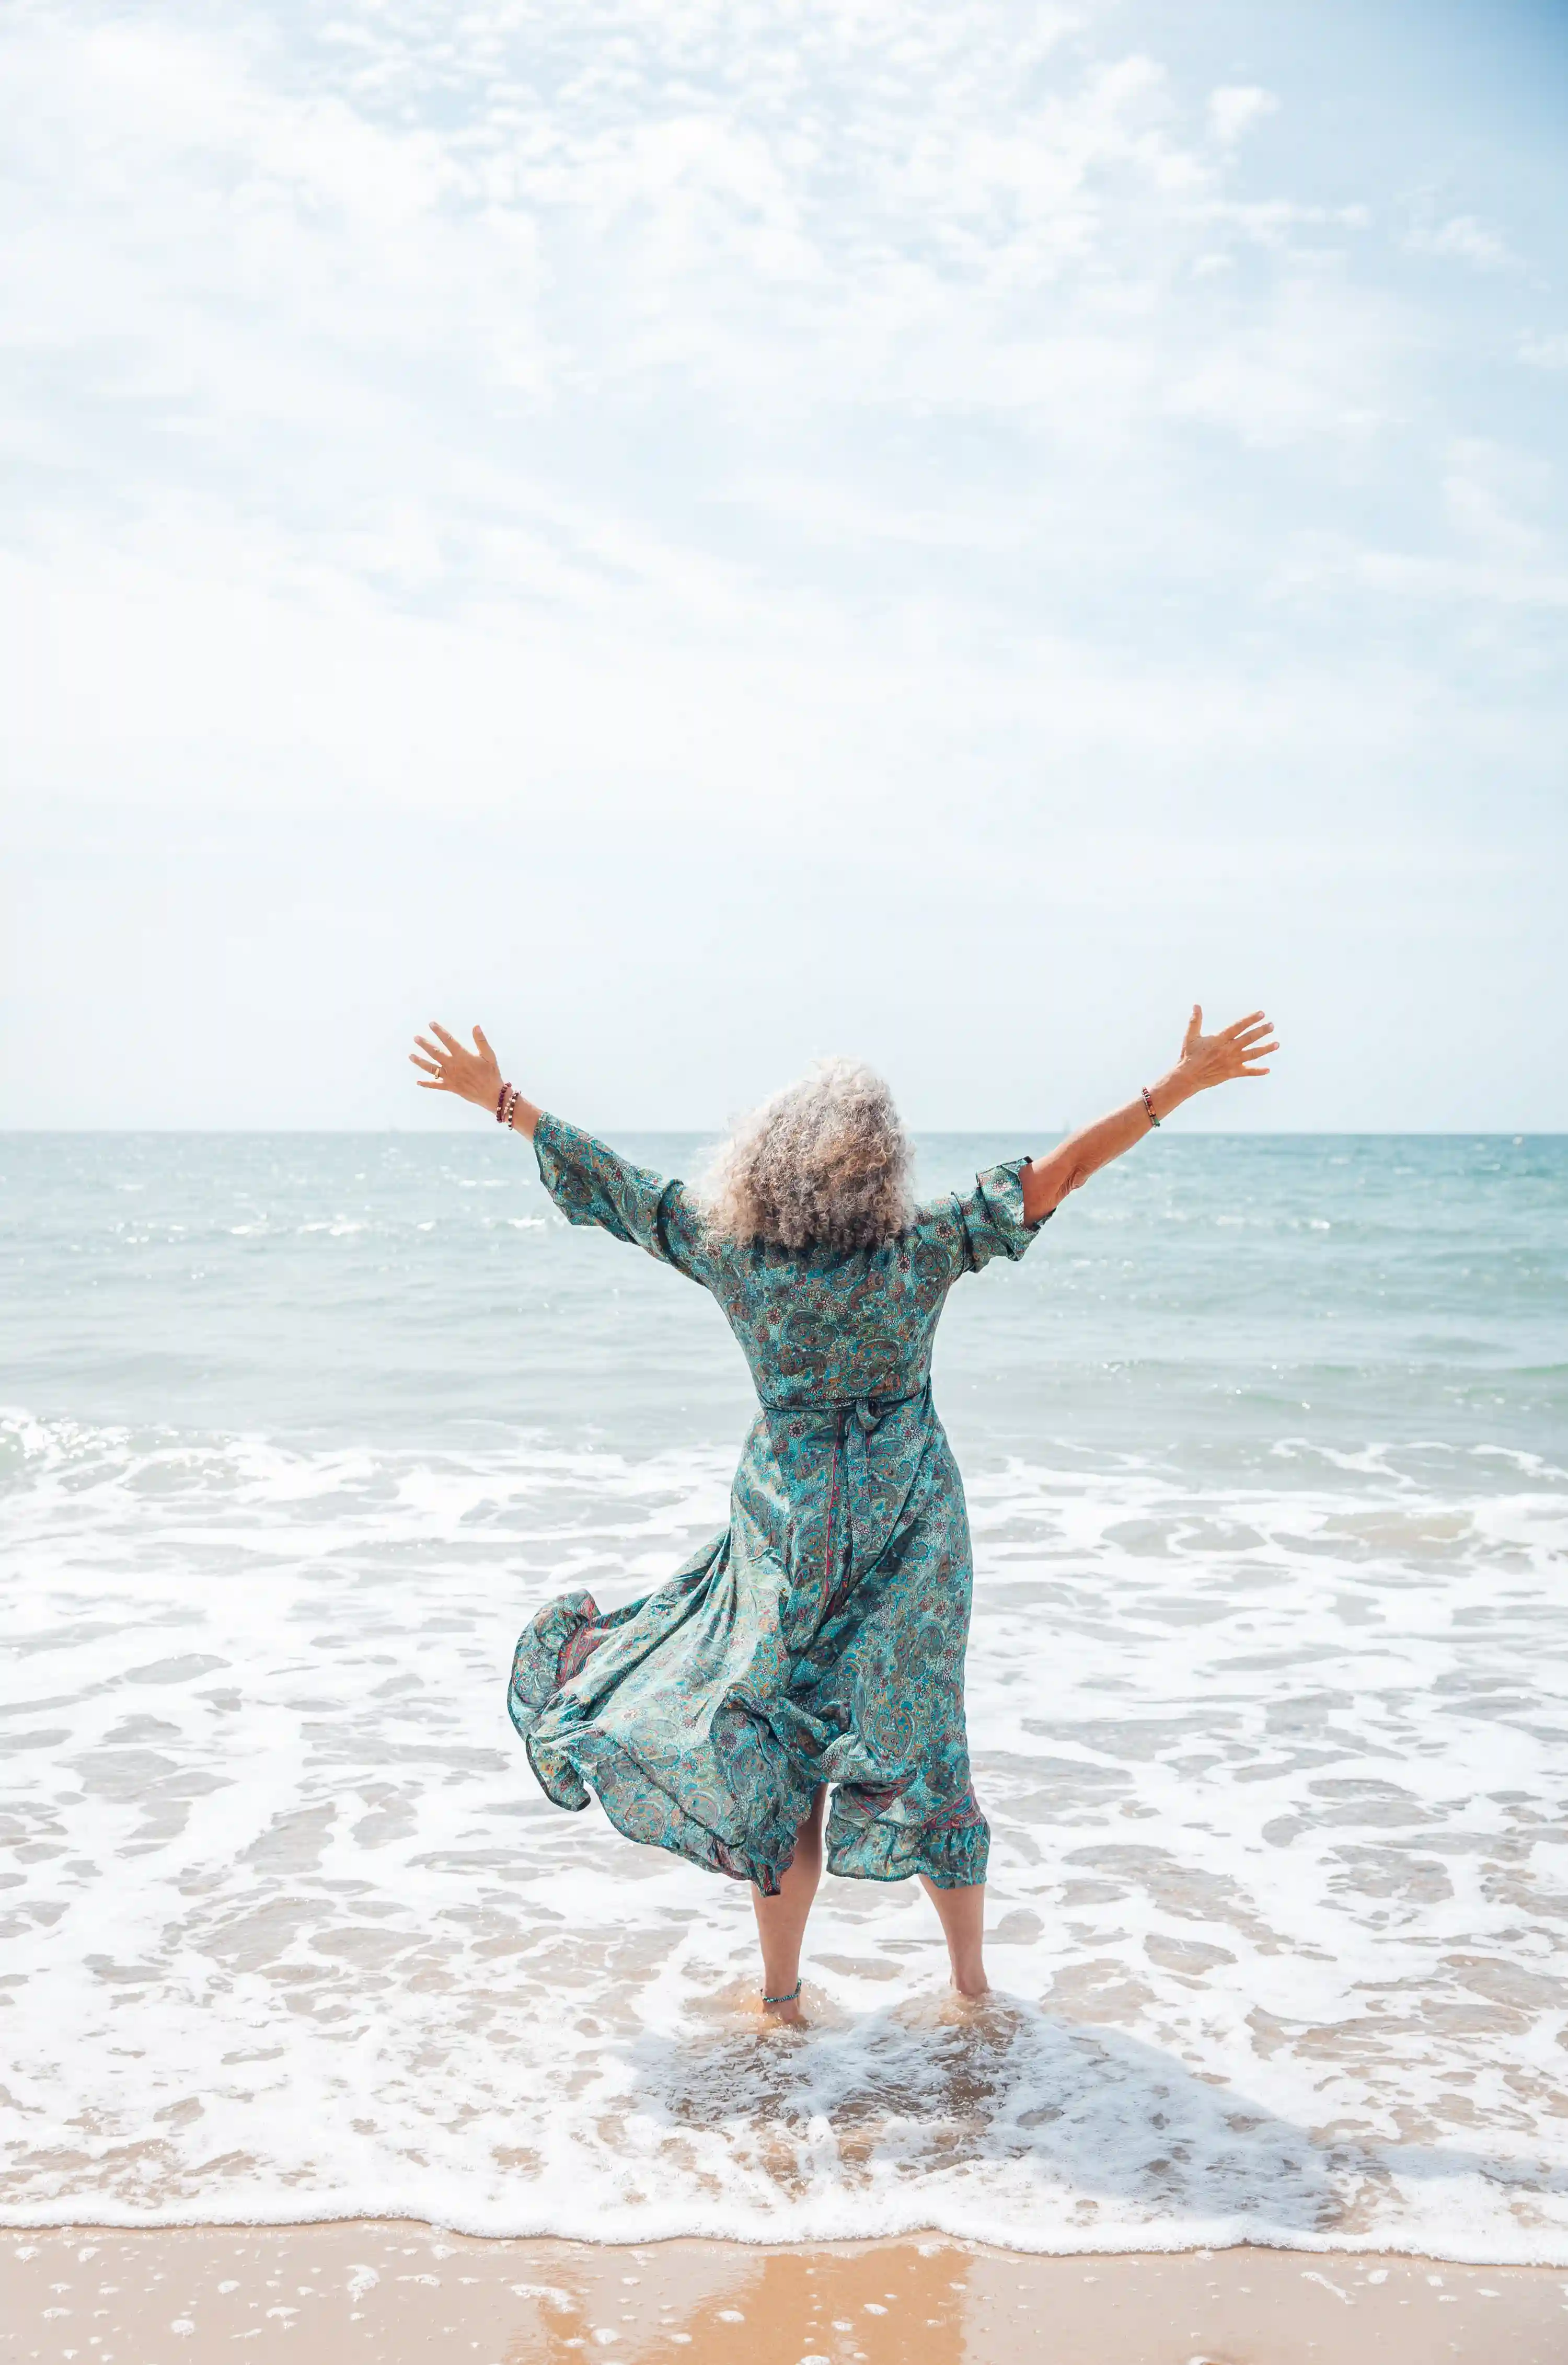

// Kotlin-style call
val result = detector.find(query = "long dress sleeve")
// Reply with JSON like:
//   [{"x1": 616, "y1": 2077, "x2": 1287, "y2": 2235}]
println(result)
[
  {"x1": 953, "y1": 1157, "x2": 1050, "y2": 1272},
  {"x1": 533, "y1": 1111, "x2": 716, "y2": 1287},
  {"x1": 911, "y1": 1156, "x2": 1050, "y2": 1283}
]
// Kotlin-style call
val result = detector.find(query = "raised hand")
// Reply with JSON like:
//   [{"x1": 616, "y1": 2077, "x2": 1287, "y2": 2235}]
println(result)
[
  {"x1": 409, "y1": 1021, "x2": 504, "y2": 1110},
  {"x1": 1173, "y1": 1005, "x2": 1279, "y2": 1093},
  {"x1": 1022, "y1": 1000, "x2": 1280, "y2": 1222}
]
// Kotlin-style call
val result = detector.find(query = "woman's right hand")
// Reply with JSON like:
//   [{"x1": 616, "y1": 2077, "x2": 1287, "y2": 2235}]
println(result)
[{"x1": 409, "y1": 1021, "x2": 504, "y2": 1110}]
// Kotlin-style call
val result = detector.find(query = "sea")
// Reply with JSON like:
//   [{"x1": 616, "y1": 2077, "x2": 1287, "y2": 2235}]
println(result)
[{"x1": 2, "y1": 1130, "x2": 1565, "y2": 2261}]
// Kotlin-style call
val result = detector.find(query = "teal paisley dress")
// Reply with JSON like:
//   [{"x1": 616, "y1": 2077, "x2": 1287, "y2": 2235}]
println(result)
[{"x1": 508, "y1": 1113, "x2": 1047, "y2": 1896}]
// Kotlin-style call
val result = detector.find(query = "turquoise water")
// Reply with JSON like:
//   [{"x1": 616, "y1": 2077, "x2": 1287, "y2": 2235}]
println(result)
[
  {"x1": 6, "y1": 1131, "x2": 1564, "y2": 1462},
  {"x1": 2, "y1": 1131, "x2": 1566, "y2": 2255}
]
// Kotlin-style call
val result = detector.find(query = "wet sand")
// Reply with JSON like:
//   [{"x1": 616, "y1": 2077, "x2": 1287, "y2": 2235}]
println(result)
[{"x1": 3, "y1": 2223, "x2": 1565, "y2": 2362}]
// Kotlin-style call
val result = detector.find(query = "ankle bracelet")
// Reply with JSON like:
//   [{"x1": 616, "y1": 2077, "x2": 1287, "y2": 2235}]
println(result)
[{"x1": 762, "y1": 1981, "x2": 800, "y2": 2007}]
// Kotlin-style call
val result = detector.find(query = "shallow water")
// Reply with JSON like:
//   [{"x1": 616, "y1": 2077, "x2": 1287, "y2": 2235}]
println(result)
[{"x1": 2, "y1": 1132, "x2": 1565, "y2": 2257}]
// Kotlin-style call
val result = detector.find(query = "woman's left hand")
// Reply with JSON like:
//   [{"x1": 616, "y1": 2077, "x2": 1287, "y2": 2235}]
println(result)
[
  {"x1": 1168, "y1": 1005, "x2": 1279, "y2": 1098},
  {"x1": 409, "y1": 1021, "x2": 503, "y2": 1110}
]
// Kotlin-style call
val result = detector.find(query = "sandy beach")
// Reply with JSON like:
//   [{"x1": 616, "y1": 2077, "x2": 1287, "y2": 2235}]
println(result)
[{"x1": 3, "y1": 2224, "x2": 1565, "y2": 2363}]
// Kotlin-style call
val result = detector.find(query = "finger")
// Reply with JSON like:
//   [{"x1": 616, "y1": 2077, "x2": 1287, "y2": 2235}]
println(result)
[
  {"x1": 1230, "y1": 1024, "x2": 1275, "y2": 1051},
  {"x1": 1223, "y1": 1011, "x2": 1266, "y2": 1038},
  {"x1": 1238, "y1": 1063, "x2": 1272, "y2": 1076},
  {"x1": 472, "y1": 1023, "x2": 492, "y2": 1054},
  {"x1": 1239, "y1": 1039, "x2": 1280, "y2": 1061},
  {"x1": 1183, "y1": 1002, "x2": 1203, "y2": 1047},
  {"x1": 415, "y1": 1078, "x2": 447, "y2": 1090},
  {"x1": 413, "y1": 1036, "x2": 444, "y2": 1061},
  {"x1": 430, "y1": 1021, "x2": 463, "y2": 1052},
  {"x1": 409, "y1": 1053, "x2": 441, "y2": 1076}
]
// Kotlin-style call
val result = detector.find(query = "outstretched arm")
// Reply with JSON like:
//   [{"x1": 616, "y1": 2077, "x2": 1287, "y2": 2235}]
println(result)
[
  {"x1": 408, "y1": 1018, "x2": 716, "y2": 1284},
  {"x1": 1020, "y1": 1006, "x2": 1278, "y2": 1225},
  {"x1": 409, "y1": 1021, "x2": 540, "y2": 1136}
]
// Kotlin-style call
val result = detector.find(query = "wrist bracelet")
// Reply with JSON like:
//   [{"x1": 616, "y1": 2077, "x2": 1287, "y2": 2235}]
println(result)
[
  {"x1": 1141, "y1": 1086, "x2": 1160, "y2": 1128},
  {"x1": 501, "y1": 1086, "x2": 520, "y2": 1131},
  {"x1": 496, "y1": 1081, "x2": 511, "y2": 1123}
]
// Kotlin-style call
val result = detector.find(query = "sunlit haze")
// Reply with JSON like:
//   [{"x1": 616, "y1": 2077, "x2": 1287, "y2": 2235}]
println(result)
[{"x1": 3, "y1": 0, "x2": 1565, "y2": 1129}]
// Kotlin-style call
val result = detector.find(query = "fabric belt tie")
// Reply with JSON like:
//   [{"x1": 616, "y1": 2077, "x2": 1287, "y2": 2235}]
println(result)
[{"x1": 763, "y1": 1385, "x2": 931, "y2": 1624}]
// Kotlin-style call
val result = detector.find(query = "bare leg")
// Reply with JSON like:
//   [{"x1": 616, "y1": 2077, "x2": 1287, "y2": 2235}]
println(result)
[
  {"x1": 751, "y1": 1787, "x2": 826, "y2": 2024},
  {"x1": 920, "y1": 1878, "x2": 988, "y2": 1997}
]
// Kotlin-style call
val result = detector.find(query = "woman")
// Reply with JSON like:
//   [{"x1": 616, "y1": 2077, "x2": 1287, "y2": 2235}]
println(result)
[{"x1": 409, "y1": 1006, "x2": 1277, "y2": 2023}]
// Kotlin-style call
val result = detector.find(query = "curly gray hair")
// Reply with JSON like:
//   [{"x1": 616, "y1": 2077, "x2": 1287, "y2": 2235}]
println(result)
[{"x1": 699, "y1": 1056, "x2": 914, "y2": 1254}]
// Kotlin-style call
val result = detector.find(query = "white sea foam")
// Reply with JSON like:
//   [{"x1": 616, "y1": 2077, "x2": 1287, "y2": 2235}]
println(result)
[{"x1": 2, "y1": 1407, "x2": 1566, "y2": 2257}]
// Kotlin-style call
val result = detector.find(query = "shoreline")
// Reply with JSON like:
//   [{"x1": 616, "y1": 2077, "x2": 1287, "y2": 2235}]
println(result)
[
  {"x1": 4, "y1": 2223, "x2": 1565, "y2": 2362},
  {"x1": 6, "y1": 2205, "x2": 1568, "y2": 2267}
]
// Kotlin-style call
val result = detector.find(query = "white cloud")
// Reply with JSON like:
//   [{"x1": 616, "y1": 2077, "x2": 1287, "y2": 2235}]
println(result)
[
  {"x1": 1411, "y1": 212, "x2": 1515, "y2": 272},
  {"x1": 1358, "y1": 550, "x2": 1568, "y2": 609},
  {"x1": 1518, "y1": 330, "x2": 1568, "y2": 370},
  {"x1": 1163, "y1": 270, "x2": 1391, "y2": 447},
  {"x1": 0, "y1": 7, "x2": 1356, "y2": 478},
  {"x1": 1207, "y1": 85, "x2": 1278, "y2": 145},
  {"x1": 0, "y1": 0, "x2": 1563, "y2": 1126}
]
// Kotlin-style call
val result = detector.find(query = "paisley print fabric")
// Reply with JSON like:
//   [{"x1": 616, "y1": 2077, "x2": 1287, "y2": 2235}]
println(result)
[{"x1": 508, "y1": 1112, "x2": 1048, "y2": 1896}]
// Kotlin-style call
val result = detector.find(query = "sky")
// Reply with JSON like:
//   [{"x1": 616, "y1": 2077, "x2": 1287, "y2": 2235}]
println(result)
[{"x1": 2, "y1": 0, "x2": 1565, "y2": 1132}]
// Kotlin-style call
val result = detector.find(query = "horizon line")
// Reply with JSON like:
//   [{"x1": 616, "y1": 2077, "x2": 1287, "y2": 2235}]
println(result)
[{"x1": 2, "y1": 1127, "x2": 1563, "y2": 1142}]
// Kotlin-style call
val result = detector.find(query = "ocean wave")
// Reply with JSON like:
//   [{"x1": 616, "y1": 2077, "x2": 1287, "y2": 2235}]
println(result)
[{"x1": 2, "y1": 1408, "x2": 1566, "y2": 2256}]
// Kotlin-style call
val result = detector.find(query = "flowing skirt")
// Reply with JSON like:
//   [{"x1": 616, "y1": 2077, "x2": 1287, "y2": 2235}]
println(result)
[{"x1": 506, "y1": 1408, "x2": 989, "y2": 1895}]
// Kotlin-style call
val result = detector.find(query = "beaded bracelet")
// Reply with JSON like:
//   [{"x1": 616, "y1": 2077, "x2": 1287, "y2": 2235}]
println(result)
[
  {"x1": 495, "y1": 1081, "x2": 511, "y2": 1123},
  {"x1": 1141, "y1": 1086, "x2": 1160, "y2": 1128},
  {"x1": 500, "y1": 1085, "x2": 520, "y2": 1131}
]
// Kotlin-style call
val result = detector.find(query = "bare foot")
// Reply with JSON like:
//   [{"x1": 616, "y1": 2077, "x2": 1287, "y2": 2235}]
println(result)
[{"x1": 933, "y1": 1983, "x2": 1003, "y2": 2027}]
